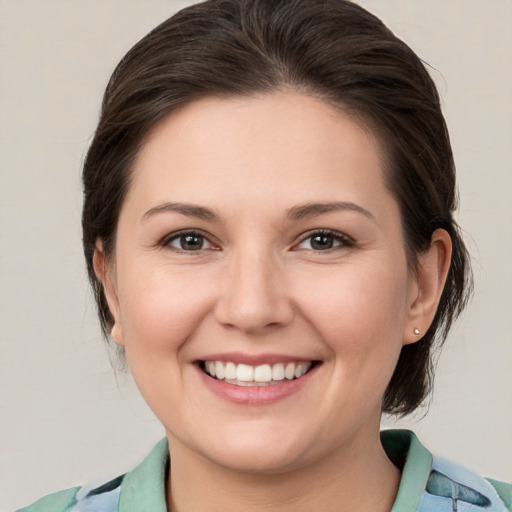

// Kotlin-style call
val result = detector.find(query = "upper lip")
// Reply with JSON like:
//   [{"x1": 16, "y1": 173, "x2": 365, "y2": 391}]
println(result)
[{"x1": 198, "y1": 352, "x2": 317, "y2": 366}]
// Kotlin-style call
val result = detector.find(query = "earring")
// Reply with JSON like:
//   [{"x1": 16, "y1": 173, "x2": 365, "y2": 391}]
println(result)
[{"x1": 413, "y1": 328, "x2": 421, "y2": 336}]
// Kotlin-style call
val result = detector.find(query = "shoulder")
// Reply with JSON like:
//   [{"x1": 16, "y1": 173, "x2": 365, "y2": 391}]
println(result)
[
  {"x1": 487, "y1": 479, "x2": 512, "y2": 511},
  {"x1": 15, "y1": 474, "x2": 124, "y2": 512},
  {"x1": 381, "y1": 430, "x2": 511, "y2": 512},
  {"x1": 14, "y1": 486, "x2": 80, "y2": 512},
  {"x1": 14, "y1": 439, "x2": 169, "y2": 512},
  {"x1": 425, "y1": 456, "x2": 512, "y2": 512}
]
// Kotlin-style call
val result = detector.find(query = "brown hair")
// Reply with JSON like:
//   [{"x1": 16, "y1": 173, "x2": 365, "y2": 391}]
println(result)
[{"x1": 82, "y1": 0, "x2": 472, "y2": 416}]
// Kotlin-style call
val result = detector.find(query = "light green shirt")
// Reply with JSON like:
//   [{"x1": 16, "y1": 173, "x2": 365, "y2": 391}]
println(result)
[{"x1": 17, "y1": 430, "x2": 511, "y2": 512}]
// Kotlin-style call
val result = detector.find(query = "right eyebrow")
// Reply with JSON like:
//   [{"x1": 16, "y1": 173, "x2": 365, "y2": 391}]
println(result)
[{"x1": 142, "y1": 202, "x2": 218, "y2": 222}]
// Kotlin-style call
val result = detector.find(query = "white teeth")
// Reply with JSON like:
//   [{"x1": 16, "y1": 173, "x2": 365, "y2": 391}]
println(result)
[
  {"x1": 203, "y1": 361, "x2": 313, "y2": 385},
  {"x1": 285, "y1": 363, "x2": 295, "y2": 380},
  {"x1": 225, "y1": 362, "x2": 236, "y2": 380},
  {"x1": 295, "y1": 363, "x2": 310, "y2": 379},
  {"x1": 215, "y1": 361, "x2": 225, "y2": 379},
  {"x1": 272, "y1": 363, "x2": 285, "y2": 381},
  {"x1": 236, "y1": 364, "x2": 254, "y2": 382},
  {"x1": 206, "y1": 361, "x2": 216, "y2": 377},
  {"x1": 254, "y1": 364, "x2": 272, "y2": 382}
]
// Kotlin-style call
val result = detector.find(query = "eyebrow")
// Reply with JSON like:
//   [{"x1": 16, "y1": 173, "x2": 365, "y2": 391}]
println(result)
[
  {"x1": 286, "y1": 201, "x2": 374, "y2": 221},
  {"x1": 142, "y1": 202, "x2": 218, "y2": 221},
  {"x1": 142, "y1": 200, "x2": 374, "y2": 223}
]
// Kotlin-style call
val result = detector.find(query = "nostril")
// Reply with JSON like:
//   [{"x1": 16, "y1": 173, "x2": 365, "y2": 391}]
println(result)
[
  {"x1": 212, "y1": 266, "x2": 294, "y2": 332},
  {"x1": 214, "y1": 302, "x2": 294, "y2": 334}
]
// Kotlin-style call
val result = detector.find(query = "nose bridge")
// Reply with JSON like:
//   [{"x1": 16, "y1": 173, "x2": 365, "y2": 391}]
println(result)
[{"x1": 214, "y1": 240, "x2": 293, "y2": 333}]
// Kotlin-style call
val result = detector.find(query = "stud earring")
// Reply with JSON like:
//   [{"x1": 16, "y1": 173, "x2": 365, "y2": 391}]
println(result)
[{"x1": 413, "y1": 328, "x2": 421, "y2": 336}]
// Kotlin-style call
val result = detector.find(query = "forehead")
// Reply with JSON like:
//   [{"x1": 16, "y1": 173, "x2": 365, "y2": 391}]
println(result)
[{"x1": 126, "y1": 92, "x2": 393, "y2": 219}]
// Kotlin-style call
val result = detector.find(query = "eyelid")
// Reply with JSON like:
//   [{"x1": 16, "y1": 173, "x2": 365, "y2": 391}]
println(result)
[
  {"x1": 160, "y1": 228, "x2": 220, "y2": 251},
  {"x1": 292, "y1": 229, "x2": 355, "y2": 251}
]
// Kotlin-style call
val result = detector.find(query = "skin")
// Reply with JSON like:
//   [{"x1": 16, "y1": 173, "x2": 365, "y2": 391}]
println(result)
[{"x1": 94, "y1": 92, "x2": 451, "y2": 512}]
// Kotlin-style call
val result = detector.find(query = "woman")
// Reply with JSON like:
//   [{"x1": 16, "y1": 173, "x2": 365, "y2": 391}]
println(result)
[{"x1": 16, "y1": 0, "x2": 511, "y2": 511}]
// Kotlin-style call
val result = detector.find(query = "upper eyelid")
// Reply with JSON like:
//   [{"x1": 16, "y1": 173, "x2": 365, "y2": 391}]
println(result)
[
  {"x1": 295, "y1": 228, "x2": 354, "y2": 244},
  {"x1": 290, "y1": 230, "x2": 356, "y2": 253},
  {"x1": 160, "y1": 228, "x2": 219, "y2": 248}
]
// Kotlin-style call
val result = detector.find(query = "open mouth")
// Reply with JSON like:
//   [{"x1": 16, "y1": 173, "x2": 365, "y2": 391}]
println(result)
[{"x1": 198, "y1": 360, "x2": 319, "y2": 386}]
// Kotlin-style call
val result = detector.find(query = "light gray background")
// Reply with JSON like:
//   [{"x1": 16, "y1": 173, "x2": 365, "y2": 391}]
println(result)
[{"x1": 1, "y1": 1, "x2": 511, "y2": 510}]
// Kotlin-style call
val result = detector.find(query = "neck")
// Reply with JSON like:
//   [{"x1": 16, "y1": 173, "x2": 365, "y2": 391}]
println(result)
[{"x1": 166, "y1": 427, "x2": 400, "y2": 512}]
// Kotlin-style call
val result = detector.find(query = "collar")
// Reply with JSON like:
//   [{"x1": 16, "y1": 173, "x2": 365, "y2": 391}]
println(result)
[
  {"x1": 381, "y1": 430, "x2": 434, "y2": 512},
  {"x1": 119, "y1": 438, "x2": 169, "y2": 512}
]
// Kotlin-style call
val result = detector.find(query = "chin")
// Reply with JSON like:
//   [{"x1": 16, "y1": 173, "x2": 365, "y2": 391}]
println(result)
[
  {"x1": 208, "y1": 446, "x2": 309, "y2": 475},
  {"x1": 189, "y1": 423, "x2": 321, "y2": 475}
]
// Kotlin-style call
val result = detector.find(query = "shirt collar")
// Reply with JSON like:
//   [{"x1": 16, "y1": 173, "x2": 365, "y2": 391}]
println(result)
[
  {"x1": 119, "y1": 438, "x2": 169, "y2": 512},
  {"x1": 382, "y1": 430, "x2": 433, "y2": 512}
]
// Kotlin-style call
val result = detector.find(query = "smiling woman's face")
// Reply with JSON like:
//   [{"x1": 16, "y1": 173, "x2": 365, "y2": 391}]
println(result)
[{"x1": 97, "y1": 92, "x2": 424, "y2": 473}]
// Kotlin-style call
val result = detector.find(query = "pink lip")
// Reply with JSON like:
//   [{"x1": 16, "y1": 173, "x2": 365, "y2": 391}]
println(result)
[
  {"x1": 195, "y1": 362, "x2": 320, "y2": 405},
  {"x1": 199, "y1": 352, "x2": 314, "y2": 366}
]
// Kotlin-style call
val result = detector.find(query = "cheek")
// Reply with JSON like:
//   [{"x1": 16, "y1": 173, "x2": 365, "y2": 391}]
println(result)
[
  {"x1": 293, "y1": 259, "x2": 410, "y2": 361},
  {"x1": 116, "y1": 261, "x2": 216, "y2": 355},
  {"x1": 113, "y1": 262, "x2": 218, "y2": 418}
]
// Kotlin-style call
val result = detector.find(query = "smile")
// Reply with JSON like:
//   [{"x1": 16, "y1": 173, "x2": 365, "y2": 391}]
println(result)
[{"x1": 200, "y1": 361, "x2": 314, "y2": 386}]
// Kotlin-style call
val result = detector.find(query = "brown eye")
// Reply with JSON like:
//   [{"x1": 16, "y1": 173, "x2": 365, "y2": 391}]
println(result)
[
  {"x1": 165, "y1": 231, "x2": 213, "y2": 251},
  {"x1": 295, "y1": 230, "x2": 353, "y2": 251},
  {"x1": 310, "y1": 234, "x2": 335, "y2": 250},
  {"x1": 179, "y1": 234, "x2": 204, "y2": 250}
]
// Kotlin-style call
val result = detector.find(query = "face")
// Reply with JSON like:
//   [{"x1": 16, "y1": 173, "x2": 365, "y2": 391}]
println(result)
[{"x1": 100, "y1": 92, "x2": 422, "y2": 473}]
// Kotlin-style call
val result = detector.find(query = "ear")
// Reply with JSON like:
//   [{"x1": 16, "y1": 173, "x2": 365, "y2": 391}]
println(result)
[
  {"x1": 403, "y1": 229, "x2": 452, "y2": 345},
  {"x1": 92, "y1": 241, "x2": 124, "y2": 346}
]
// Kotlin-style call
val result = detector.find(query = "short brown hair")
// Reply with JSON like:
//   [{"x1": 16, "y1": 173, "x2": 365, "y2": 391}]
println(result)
[{"x1": 82, "y1": 0, "x2": 472, "y2": 416}]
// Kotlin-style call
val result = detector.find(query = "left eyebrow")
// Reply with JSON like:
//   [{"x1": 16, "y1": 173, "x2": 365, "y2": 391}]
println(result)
[{"x1": 286, "y1": 201, "x2": 375, "y2": 221}]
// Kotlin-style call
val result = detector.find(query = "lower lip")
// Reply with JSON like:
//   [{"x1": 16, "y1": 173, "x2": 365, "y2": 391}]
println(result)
[{"x1": 196, "y1": 364, "x2": 319, "y2": 405}]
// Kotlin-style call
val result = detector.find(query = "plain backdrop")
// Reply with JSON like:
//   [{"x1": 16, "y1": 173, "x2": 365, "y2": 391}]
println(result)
[{"x1": 1, "y1": 0, "x2": 511, "y2": 510}]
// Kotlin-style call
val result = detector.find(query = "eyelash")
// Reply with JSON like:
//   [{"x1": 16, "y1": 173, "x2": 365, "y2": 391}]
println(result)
[
  {"x1": 293, "y1": 229, "x2": 355, "y2": 252},
  {"x1": 160, "y1": 229, "x2": 218, "y2": 253},
  {"x1": 160, "y1": 228, "x2": 354, "y2": 253}
]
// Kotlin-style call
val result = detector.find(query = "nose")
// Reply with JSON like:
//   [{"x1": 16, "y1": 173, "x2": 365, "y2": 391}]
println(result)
[{"x1": 214, "y1": 248, "x2": 294, "y2": 334}]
